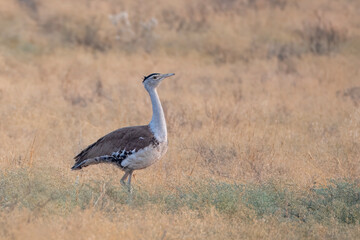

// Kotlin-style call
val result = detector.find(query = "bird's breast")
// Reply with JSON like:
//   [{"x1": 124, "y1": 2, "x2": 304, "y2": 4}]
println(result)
[{"x1": 120, "y1": 141, "x2": 168, "y2": 170}]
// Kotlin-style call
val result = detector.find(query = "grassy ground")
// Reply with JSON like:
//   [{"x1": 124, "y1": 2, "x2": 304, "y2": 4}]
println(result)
[{"x1": 0, "y1": 0, "x2": 360, "y2": 239}]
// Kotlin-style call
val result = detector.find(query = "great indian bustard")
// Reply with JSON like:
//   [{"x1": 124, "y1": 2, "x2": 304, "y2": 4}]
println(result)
[{"x1": 71, "y1": 73, "x2": 174, "y2": 188}]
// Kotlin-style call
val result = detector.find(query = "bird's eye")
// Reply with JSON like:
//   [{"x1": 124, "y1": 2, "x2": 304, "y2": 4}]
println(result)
[{"x1": 153, "y1": 76, "x2": 158, "y2": 79}]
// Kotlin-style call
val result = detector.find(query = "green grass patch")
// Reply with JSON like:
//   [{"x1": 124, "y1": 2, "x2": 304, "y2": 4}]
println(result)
[{"x1": 1, "y1": 169, "x2": 359, "y2": 224}]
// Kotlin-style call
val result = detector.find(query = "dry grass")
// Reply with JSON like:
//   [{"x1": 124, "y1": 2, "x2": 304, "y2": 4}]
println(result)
[{"x1": 1, "y1": 0, "x2": 360, "y2": 239}]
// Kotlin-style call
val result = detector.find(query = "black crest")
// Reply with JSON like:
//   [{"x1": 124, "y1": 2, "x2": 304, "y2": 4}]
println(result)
[{"x1": 143, "y1": 73, "x2": 160, "y2": 82}]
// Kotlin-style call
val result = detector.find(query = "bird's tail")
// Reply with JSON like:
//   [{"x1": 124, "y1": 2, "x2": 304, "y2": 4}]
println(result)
[{"x1": 71, "y1": 155, "x2": 114, "y2": 170}]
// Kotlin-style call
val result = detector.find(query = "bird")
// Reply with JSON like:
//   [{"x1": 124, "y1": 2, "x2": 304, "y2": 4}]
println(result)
[{"x1": 71, "y1": 73, "x2": 175, "y2": 189}]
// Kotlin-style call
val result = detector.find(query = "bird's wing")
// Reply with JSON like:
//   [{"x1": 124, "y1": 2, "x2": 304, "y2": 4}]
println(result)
[{"x1": 74, "y1": 125, "x2": 156, "y2": 163}]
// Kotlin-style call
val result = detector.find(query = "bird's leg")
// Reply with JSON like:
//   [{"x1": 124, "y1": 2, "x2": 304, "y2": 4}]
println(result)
[
  {"x1": 120, "y1": 171, "x2": 129, "y2": 186},
  {"x1": 127, "y1": 170, "x2": 134, "y2": 193}
]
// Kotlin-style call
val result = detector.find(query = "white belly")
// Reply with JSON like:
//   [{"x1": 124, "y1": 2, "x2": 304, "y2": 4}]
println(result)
[{"x1": 120, "y1": 142, "x2": 168, "y2": 170}]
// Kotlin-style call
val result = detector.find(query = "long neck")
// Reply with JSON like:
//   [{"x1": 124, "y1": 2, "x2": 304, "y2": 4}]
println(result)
[{"x1": 148, "y1": 88, "x2": 167, "y2": 142}]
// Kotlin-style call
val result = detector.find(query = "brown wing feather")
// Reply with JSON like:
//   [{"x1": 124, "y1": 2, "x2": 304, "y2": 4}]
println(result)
[{"x1": 74, "y1": 125, "x2": 155, "y2": 164}]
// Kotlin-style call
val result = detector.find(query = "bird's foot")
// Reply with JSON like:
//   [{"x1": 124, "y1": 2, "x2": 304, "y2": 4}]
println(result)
[{"x1": 120, "y1": 180, "x2": 132, "y2": 193}]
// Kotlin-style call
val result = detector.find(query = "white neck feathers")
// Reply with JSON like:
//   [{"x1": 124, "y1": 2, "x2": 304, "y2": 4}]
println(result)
[{"x1": 148, "y1": 88, "x2": 167, "y2": 142}]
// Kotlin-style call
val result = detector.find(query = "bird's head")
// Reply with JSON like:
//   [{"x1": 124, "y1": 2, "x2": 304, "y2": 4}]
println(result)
[{"x1": 143, "y1": 73, "x2": 175, "y2": 91}]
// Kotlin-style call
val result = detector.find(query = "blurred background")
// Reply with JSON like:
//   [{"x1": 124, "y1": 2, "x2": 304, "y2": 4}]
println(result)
[{"x1": 0, "y1": 0, "x2": 360, "y2": 239}]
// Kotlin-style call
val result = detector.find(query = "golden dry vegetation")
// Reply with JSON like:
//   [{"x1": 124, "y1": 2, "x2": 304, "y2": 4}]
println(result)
[{"x1": 1, "y1": 0, "x2": 360, "y2": 239}]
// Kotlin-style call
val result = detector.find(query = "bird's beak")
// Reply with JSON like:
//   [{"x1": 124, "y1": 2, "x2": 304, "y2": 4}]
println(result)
[{"x1": 161, "y1": 73, "x2": 175, "y2": 79}]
